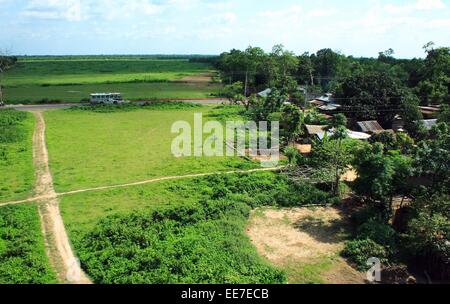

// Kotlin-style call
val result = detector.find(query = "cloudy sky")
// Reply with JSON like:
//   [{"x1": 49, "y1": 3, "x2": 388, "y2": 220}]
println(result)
[{"x1": 0, "y1": 0, "x2": 449, "y2": 58}]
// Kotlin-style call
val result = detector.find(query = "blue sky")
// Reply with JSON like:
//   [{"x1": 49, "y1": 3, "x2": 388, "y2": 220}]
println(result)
[{"x1": 0, "y1": 0, "x2": 449, "y2": 58}]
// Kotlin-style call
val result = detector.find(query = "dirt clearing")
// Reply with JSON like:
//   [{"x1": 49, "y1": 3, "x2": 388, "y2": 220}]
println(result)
[
  {"x1": 247, "y1": 206, "x2": 366, "y2": 284},
  {"x1": 178, "y1": 72, "x2": 215, "y2": 83}
]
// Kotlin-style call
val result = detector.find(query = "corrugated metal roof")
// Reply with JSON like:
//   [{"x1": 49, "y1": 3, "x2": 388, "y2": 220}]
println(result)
[
  {"x1": 421, "y1": 119, "x2": 438, "y2": 130},
  {"x1": 318, "y1": 129, "x2": 371, "y2": 140},
  {"x1": 357, "y1": 121, "x2": 384, "y2": 133},
  {"x1": 257, "y1": 88, "x2": 272, "y2": 98},
  {"x1": 305, "y1": 125, "x2": 327, "y2": 135}
]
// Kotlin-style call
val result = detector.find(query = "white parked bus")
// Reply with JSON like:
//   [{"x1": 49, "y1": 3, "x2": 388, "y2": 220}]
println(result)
[{"x1": 90, "y1": 93, "x2": 126, "y2": 104}]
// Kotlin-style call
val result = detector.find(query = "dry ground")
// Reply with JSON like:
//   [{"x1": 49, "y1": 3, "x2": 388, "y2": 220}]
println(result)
[
  {"x1": 178, "y1": 72, "x2": 215, "y2": 83},
  {"x1": 247, "y1": 206, "x2": 366, "y2": 284}
]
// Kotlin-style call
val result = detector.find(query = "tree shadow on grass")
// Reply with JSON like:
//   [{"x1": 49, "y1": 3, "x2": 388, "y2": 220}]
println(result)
[{"x1": 293, "y1": 212, "x2": 351, "y2": 244}]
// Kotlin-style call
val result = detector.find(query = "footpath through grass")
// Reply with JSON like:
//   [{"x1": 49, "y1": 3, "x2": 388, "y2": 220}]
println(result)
[
  {"x1": 0, "y1": 204, "x2": 56, "y2": 284},
  {"x1": 44, "y1": 104, "x2": 258, "y2": 193},
  {"x1": 0, "y1": 109, "x2": 35, "y2": 203}
]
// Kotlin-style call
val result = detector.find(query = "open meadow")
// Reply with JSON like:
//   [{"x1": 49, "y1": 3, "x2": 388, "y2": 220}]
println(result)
[
  {"x1": 44, "y1": 104, "x2": 258, "y2": 193},
  {"x1": 3, "y1": 56, "x2": 222, "y2": 104}
]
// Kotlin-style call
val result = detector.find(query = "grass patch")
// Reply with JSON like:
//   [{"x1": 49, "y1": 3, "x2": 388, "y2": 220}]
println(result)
[
  {"x1": 44, "y1": 105, "x2": 257, "y2": 192},
  {"x1": 0, "y1": 204, "x2": 56, "y2": 284},
  {"x1": 283, "y1": 257, "x2": 335, "y2": 284},
  {"x1": 0, "y1": 109, "x2": 35, "y2": 203}
]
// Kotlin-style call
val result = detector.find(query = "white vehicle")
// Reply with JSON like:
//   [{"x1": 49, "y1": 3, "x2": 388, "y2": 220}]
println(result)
[{"x1": 90, "y1": 93, "x2": 126, "y2": 104}]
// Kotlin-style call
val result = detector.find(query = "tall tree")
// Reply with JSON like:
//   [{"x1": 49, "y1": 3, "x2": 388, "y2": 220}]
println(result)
[
  {"x1": 0, "y1": 54, "x2": 17, "y2": 105},
  {"x1": 297, "y1": 52, "x2": 315, "y2": 86},
  {"x1": 415, "y1": 43, "x2": 450, "y2": 105},
  {"x1": 353, "y1": 143, "x2": 413, "y2": 220},
  {"x1": 334, "y1": 71, "x2": 405, "y2": 128},
  {"x1": 312, "y1": 48, "x2": 342, "y2": 90},
  {"x1": 413, "y1": 122, "x2": 450, "y2": 194}
]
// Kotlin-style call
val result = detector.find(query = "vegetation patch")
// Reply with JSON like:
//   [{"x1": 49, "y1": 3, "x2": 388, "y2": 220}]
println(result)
[
  {"x1": 0, "y1": 109, "x2": 35, "y2": 203},
  {"x1": 79, "y1": 201, "x2": 285, "y2": 284},
  {"x1": 70, "y1": 101, "x2": 202, "y2": 113},
  {"x1": 62, "y1": 171, "x2": 336, "y2": 283},
  {"x1": 0, "y1": 204, "x2": 56, "y2": 284}
]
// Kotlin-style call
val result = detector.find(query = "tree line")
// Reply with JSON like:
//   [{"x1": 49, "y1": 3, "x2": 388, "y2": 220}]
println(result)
[{"x1": 215, "y1": 43, "x2": 449, "y2": 104}]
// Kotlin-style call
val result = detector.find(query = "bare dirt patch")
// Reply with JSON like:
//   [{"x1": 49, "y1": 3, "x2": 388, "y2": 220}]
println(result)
[
  {"x1": 247, "y1": 206, "x2": 366, "y2": 284},
  {"x1": 178, "y1": 72, "x2": 215, "y2": 83}
]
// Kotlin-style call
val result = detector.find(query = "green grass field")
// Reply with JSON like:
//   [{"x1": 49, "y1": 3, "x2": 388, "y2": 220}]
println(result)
[
  {"x1": 0, "y1": 110, "x2": 35, "y2": 203},
  {"x1": 44, "y1": 104, "x2": 257, "y2": 193},
  {"x1": 0, "y1": 204, "x2": 56, "y2": 284},
  {"x1": 5, "y1": 82, "x2": 222, "y2": 104},
  {"x1": 3, "y1": 56, "x2": 222, "y2": 103},
  {"x1": 4, "y1": 58, "x2": 212, "y2": 86}
]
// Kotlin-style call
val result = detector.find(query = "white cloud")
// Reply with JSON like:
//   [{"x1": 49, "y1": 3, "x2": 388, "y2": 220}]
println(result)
[
  {"x1": 258, "y1": 5, "x2": 302, "y2": 19},
  {"x1": 23, "y1": 0, "x2": 83, "y2": 22},
  {"x1": 385, "y1": 0, "x2": 446, "y2": 14},
  {"x1": 201, "y1": 12, "x2": 237, "y2": 25},
  {"x1": 206, "y1": 1, "x2": 233, "y2": 10},
  {"x1": 308, "y1": 8, "x2": 338, "y2": 17}
]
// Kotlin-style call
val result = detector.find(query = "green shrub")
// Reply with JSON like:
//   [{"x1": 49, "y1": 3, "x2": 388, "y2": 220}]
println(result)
[
  {"x1": 351, "y1": 205, "x2": 382, "y2": 226},
  {"x1": 0, "y1": 109, "x2": 28, "y2": 144},
  {"x1": 70, "y1": 101, "x2": 201, "y2": 113},
  {"x1": 357, "y1": 219, "x2": 397, "y2": 250},
  {"x1": 79, "y1": 199, "x2": 285, "y2": 284},
  {"x1": 342, "y1": 239, "x2": 389, "y2": 271},
  {"x1": 0, "y1": 205, "x2": 56, "y2": 284},
  {"x1": 76, "y1": 172, "x2": 338, "y2": 283}
]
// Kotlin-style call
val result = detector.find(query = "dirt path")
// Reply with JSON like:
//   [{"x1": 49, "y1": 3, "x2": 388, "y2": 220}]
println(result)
[
  {"x1": 58, "y1": 167, "x2": 282, "y2": 196},
  {"x1": 0, "y1": 167, "x2": 283, "y2": 207},
  {"x1": 32, "y1": 111, "x2": 92, "y2": 284},
  {"x1": 247, "y1": 207, "x2": 366, "y2": 284}
]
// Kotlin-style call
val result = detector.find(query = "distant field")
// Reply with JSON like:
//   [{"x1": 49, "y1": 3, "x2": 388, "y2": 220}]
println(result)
[
  {"x1": 3, "y1": 56, "x2": 222, "y2": 103},
  {"x1": 5, "y1": 82, "x2": 222, "y2": 103},
  {"x1": 44, "y1": 104, "x2": 257, "y2": 192},
  {"x1": 0, "y1": 110, "x2": 35, "y2": 203}
]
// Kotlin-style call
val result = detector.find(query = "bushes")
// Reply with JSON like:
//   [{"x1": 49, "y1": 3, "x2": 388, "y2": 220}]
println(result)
[
  {"x1": 342, "y1": 239, "x2": 389, "y2": 271},
  {"x1": 79, "y1": 199, "x2": 285, "y2": 284},
  {"x1": 70, "y1": 101, "x2": 202, "y2": 113},
  {"x1": 194, "y1": 172, "x2": 339, "y2": 208},
  {"x1": 343, "y1": 207, "x2": 399, "y2": 270},
  {"x1": 0, "y1": 205, "x2": 56, "y2": 284},
  {"x1": 76, "y1": 172, "x2": 336, "y2": 283},
  {"x1": 357, "y1": 219, "x2": 397, "y2": 249},
  {"x1": 0, "y1": 109, "x2": 28, "y2": 144}
]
